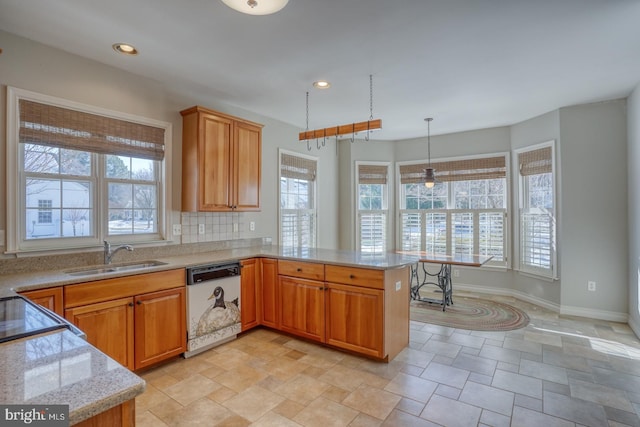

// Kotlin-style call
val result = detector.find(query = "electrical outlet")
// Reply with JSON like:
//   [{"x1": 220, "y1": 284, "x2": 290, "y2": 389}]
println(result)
[
  {"x1": 454, "y1": 269, "x2": 460, "y2": 278},
  {"x1": 172, "y1": 224, "x2": 182, "y2": 236},
  {"x1": 249, "y1": 221, "x2": 255, "y2": 231},
  {"x1": 588, "y1": 281, "x2": 596, "y2": 292},
  {"x1": 198, "y1": 224, "x2": 205, "y2": 235},
  {"x1": 395, "y1": 281, "x2": 402, "y2": 291},
  {"x1": 233, "y1": 223, "x2": 239, "y2": 232}
]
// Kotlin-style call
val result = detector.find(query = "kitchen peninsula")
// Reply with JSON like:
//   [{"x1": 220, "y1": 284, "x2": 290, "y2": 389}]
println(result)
[{"x1": 0, "y1": 244, "x2": 416, "y2": 424}]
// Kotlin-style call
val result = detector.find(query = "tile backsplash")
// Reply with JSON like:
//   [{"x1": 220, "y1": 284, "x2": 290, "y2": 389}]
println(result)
[{"x1": 180, "y1": 212, "x2": 245, "y2": 244}]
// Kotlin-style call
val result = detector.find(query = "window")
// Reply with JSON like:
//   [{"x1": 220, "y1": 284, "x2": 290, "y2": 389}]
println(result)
[
  {"x1": 7, "y1": 87, "x2": 170, "y2": 252},
  {"x1": 279, "y1": 150, "x2": 317, "y2": 248},
  {"x1": 398, "y1": 154, "x2": 508, "y2": 266},
  {"x1": 516, "y1": 142, "x2": 556, "y2": 278},
  {"x1": 356, "y1": 163, "x2": 389, "y2": 253}
]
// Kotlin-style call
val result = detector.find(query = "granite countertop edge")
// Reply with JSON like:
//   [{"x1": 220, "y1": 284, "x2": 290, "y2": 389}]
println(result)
[{"x1": 69, "y1": 378, "x2": 145, "y2": 425}]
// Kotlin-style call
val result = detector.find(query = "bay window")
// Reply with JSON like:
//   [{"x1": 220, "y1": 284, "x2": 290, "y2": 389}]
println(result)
[
  {"x1": 398, "y1": 154, "x2": 508, "y2": 266},
  {"x1": 516, "y1": 142, "x2": 556, "y2": 278}
]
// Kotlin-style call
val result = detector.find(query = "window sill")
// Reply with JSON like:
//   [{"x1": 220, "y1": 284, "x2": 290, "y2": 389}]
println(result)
[{"x1": 516, "y1": 269, "x2": 558, "y2": 282}]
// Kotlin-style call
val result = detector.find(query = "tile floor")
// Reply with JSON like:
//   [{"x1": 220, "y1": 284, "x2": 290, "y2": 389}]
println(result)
[{"x1": 135, "y1": 293, "x2": 640, "y2": 426}]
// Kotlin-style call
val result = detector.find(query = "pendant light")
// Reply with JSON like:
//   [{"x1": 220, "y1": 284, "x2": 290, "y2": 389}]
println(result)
[
  {"x1": 424, "y1": 117, "x2": 436, "y2": 188},
  {"x1": 221, "y1": 0, "x2": 289, "y2": 15}
]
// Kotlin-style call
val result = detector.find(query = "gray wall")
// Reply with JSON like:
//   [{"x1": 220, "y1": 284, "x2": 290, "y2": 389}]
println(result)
[
  {"x1": 628, "y1": 83, "x2": 640, "y2": 336},
  {"x1": 0, "y1": 30, "x2": 341, "y2": 254},
  {"x1": 559, "y1": 100, "x2": 628, "y2": 316}
]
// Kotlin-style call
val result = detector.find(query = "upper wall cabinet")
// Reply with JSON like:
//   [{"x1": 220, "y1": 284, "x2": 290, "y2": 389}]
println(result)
[{"x1": 181, "y1": 106, "x2": 263, "y2": 212}]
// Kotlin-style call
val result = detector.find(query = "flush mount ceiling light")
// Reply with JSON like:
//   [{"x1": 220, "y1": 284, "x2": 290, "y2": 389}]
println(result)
[
  {"x1": 112, "y1": 43, "x2": 138, "y2": 55},
  {"x1": 313, "y1": 80, "x2": 331, "y2": 89},
  {"x1": 220, "y1": 0, "x2": 289, "y2": 15},
  {"x1": 424, "y1": 117, "x2": 437, "y2": 188}
]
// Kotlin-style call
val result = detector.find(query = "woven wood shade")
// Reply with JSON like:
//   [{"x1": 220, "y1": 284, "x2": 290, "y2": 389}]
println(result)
[
  {"x1": 19, "y1": 99, "x2": 165, "y2": 160},
  {"x1": 358, "y1": 164, "x2": 388, "y2": 184},
  {"x1": 281, "y1": 153, "x2": 317, "y2": 181},
  {"x1": 518, "y1": 146, "x2": 552, "y2": 176},
  {"x1": 400, "y1": 156, "x2": 506, "y2": 184}
]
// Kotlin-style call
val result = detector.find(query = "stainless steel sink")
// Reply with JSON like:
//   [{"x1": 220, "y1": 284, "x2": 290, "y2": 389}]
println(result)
[{"x1": 65, "y1": 260, "x2": 168, "y2": 276}]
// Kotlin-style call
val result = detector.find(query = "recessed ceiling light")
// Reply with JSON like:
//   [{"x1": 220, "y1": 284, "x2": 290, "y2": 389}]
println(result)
[
  {"x1": 221, "y1": 0, "x2": 289, "y2": 15},
  {"x1": 313, "y1": 81, "x2": 331, "y2": 89},
  {"x1": 112, "y1": 43, "x2": 138, "y2": 55}
]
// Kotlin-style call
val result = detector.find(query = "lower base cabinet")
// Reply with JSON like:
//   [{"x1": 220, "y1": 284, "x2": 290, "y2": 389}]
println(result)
[
  {"x1": 74, "y1": 400, "x2": 134, "y2": 427},
  {"x1": 19, "y1": 287, "x2": 64, "y2": 316},
  {"x1": 278, "y1": 276, "x2": 325, "y2": 342},
  {"x1": 64, "y1": 269, "x2": 186, "y2": 371}
]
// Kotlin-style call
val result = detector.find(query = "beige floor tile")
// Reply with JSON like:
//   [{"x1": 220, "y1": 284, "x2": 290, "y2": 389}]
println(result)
[
  {"x1": 318, "y1": 364, "x2": 365, "y2": 391},
  {"x1": 321, "y1": 385, "x2": 350, "y2": 403},
  {"x1": 160, "y1": 397, "x2": 234, "y2": 426},
  {"x1": 349, "y1": 413, "x2": 383, "y2": 427},
  {"x1": 256, "y1": 374, "x2": 285, "y2": 392},
  {"x1": 146, "y1": 373, "x2": 181, "y2": 390},
  {"x1": 135, "y1": 383, "x2": 171, "y2": 413},
  {"x1": 252, "y1": 412, "x2": 303, "y2": 426},
  {"x1": 204, "y1": 348, "x2": 253, "y2": 370},
  {"x1": 222, "y1": 385, "x2": 285, "y2": 422},
  {"x1": 342, "y1": 384, "x2": 402, "y2": 420},
  {"x1": 274, "y1": 374, "x2": 331, "y2": 405},
  {"x1": 262, "y1": 357, "x2": 310, "y2": 381},
  {"x1": 136, "y1": 410, "x2": 169, "y2": 427},
  {"x1": 272, "y1": 399, "x2": 306, "y2": 419},
  {"x1": 207, "y1": 385, "x2": 237, "y2": 403},
  {"x1": 163, "y1": 373, "x2": 222, "y2": 406},
  {"x1": 293, "y1": 397, "x2": 359, "y2": 427},
  {"x1": 214, "y1": 364, "x2": 269, "y2": 393},
  {"x1": 214, "y1": 414, "x2": 251, "y2": 426},
  {"x1": 148, "y1": 398, "x2": 184, "y2": 424}
]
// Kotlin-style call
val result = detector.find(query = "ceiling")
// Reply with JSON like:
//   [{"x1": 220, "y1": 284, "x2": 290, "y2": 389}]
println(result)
[{"x1": 1, "y1": 0, "x2": 640, "y2": 141}]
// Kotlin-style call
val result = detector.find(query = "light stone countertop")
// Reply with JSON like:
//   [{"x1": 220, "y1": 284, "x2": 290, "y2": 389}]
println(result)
[
  {"x1": 0, "y1": 329, "x2": 145, "y2": 425},
  {"x1": 0, "y1": 245, "x2": 418, "y2": 294}
]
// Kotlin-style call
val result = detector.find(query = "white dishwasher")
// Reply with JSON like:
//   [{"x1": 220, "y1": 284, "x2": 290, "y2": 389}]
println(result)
[{"x1": 184, "y1": 262, "x2": 241, "y2": 358}]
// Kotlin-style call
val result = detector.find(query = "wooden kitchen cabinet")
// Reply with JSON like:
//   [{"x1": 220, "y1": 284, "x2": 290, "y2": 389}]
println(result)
[
  {"x1": 65, "y1": 297, "x2": 135, "y2": 369},
  {"x1": 260, "y1": 258, "x2": 278, "y2": 328},
  {"x1": 19, "y1": 286, "x2": 64, "y2": 316},
  {"x1": 278, "y1": 276, "x2": 325, "y2": 342},
  {"x1": 240, "y1": 258, "x2": 259, "y2": 331},
  {"x1": 134, "y1": 287, "x2": 186, "y2": 369},
  {"x1": 64, "y1": 269, "x2": 186, "y2": 370},
  {"x1": 325, "y1": 282, "x2": 384, "y2": 358},
  {"x1": 181, "y1": 106, "x2": 262, "y2": 212}
]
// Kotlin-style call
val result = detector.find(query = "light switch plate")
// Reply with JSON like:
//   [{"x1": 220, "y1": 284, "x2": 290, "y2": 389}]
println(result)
[{"x1": 395, "y1": 281, "x2": 401, "y2": 291}]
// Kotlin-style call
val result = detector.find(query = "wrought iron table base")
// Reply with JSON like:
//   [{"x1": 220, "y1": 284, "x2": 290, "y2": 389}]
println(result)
[{"x1": 409, "y1": 262, "x2": 453, "y2": 311}]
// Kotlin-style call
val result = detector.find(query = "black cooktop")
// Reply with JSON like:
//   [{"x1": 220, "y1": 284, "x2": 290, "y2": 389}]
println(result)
[{"x1": 0, "y1": 295, "x2": 68, "y2": 344}]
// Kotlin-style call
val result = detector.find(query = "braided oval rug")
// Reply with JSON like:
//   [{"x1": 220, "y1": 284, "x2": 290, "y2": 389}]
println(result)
[{"x1": 410, "y1": 296, "x2": 530, "y2": 331}]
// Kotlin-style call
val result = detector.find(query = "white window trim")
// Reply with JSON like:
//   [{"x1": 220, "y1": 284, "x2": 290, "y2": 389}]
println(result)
[
  {"x1": 513, "y1": 140, "x2": 558, "y2": 280},
  {"x1": 278, "y1": 148, "x2": 318, "y2": 248},
  {"x1": 355, "y1": 161, "x2": 390, "y2": 253},
  {"x1": 6, "y1": 86, "x2": 173, "y2": 254},
  {"x1": 395, "y1": 152, "x2": 511, "y2": 268}
]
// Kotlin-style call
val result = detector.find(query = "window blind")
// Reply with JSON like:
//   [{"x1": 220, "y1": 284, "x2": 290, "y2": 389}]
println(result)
[
  {"x1": 19, "y1": 99, "x2": 165, "y2": 161},
  {"x1": 280, "y1": 153, "x2": 317, "y2": 181},
  {"x1": 518, "y1": 146, "x2": 552, "y2": 176},
  {"x1": 358, "y1": 164, "x2": 388, "y2": 184},
  {"x1": 399, "y1": 156, "x2": 506, "y2": 184}
]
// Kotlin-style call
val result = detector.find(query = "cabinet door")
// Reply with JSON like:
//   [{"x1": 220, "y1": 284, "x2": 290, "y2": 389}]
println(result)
[
  {"x1": 279, "y1": 276, "x2": 324, "y2": 342},
  {"x1": 325, "y1": 283, "x2": 384, "y2": 358},
  {"x1": 20, "y1": 287, "x2": 64, "y2": 316},
  {"x1": 65, "y1": 297, "x2": 135, "y2": 369},
  {"x1": 233, "y1": 121, "x2": 261, "y2": 211},
  {"x1": 240, "y1": 258, "x2": 259, "y2": 331},
  {"x1": 260, "y1": 258, "x2": 278, "y2": 328},
  {"x1": 200, "y1": 113, "x2": 233, "y2": 211},
  {"x1": 134, "y1": 287, "x2": 186, "y2": 370}
]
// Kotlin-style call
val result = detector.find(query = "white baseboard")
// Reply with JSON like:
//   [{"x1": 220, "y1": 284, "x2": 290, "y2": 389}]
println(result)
[
  {"x1": 560, "y1": 305, "x2": 628, "y2": 323},
  {"x1": 454, "y1": 283, "x2": 627, "y2": 322}
]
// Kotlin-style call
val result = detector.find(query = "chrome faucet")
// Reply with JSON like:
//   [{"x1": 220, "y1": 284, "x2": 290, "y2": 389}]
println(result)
[{"x1": 103, "y1": 240, "x2": 134, "y2": 264}]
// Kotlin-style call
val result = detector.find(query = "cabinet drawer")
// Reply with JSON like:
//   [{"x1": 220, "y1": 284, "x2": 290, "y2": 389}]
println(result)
[
  {"x1": 278, "y1": 260, "x2": 325, "y2": 281},
  {"x1": 65, "y1": 269, "x2": 185, "y2": 308},
  {"x1": 325, "y1": 265, "x2": 383, "y2": 289}
]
